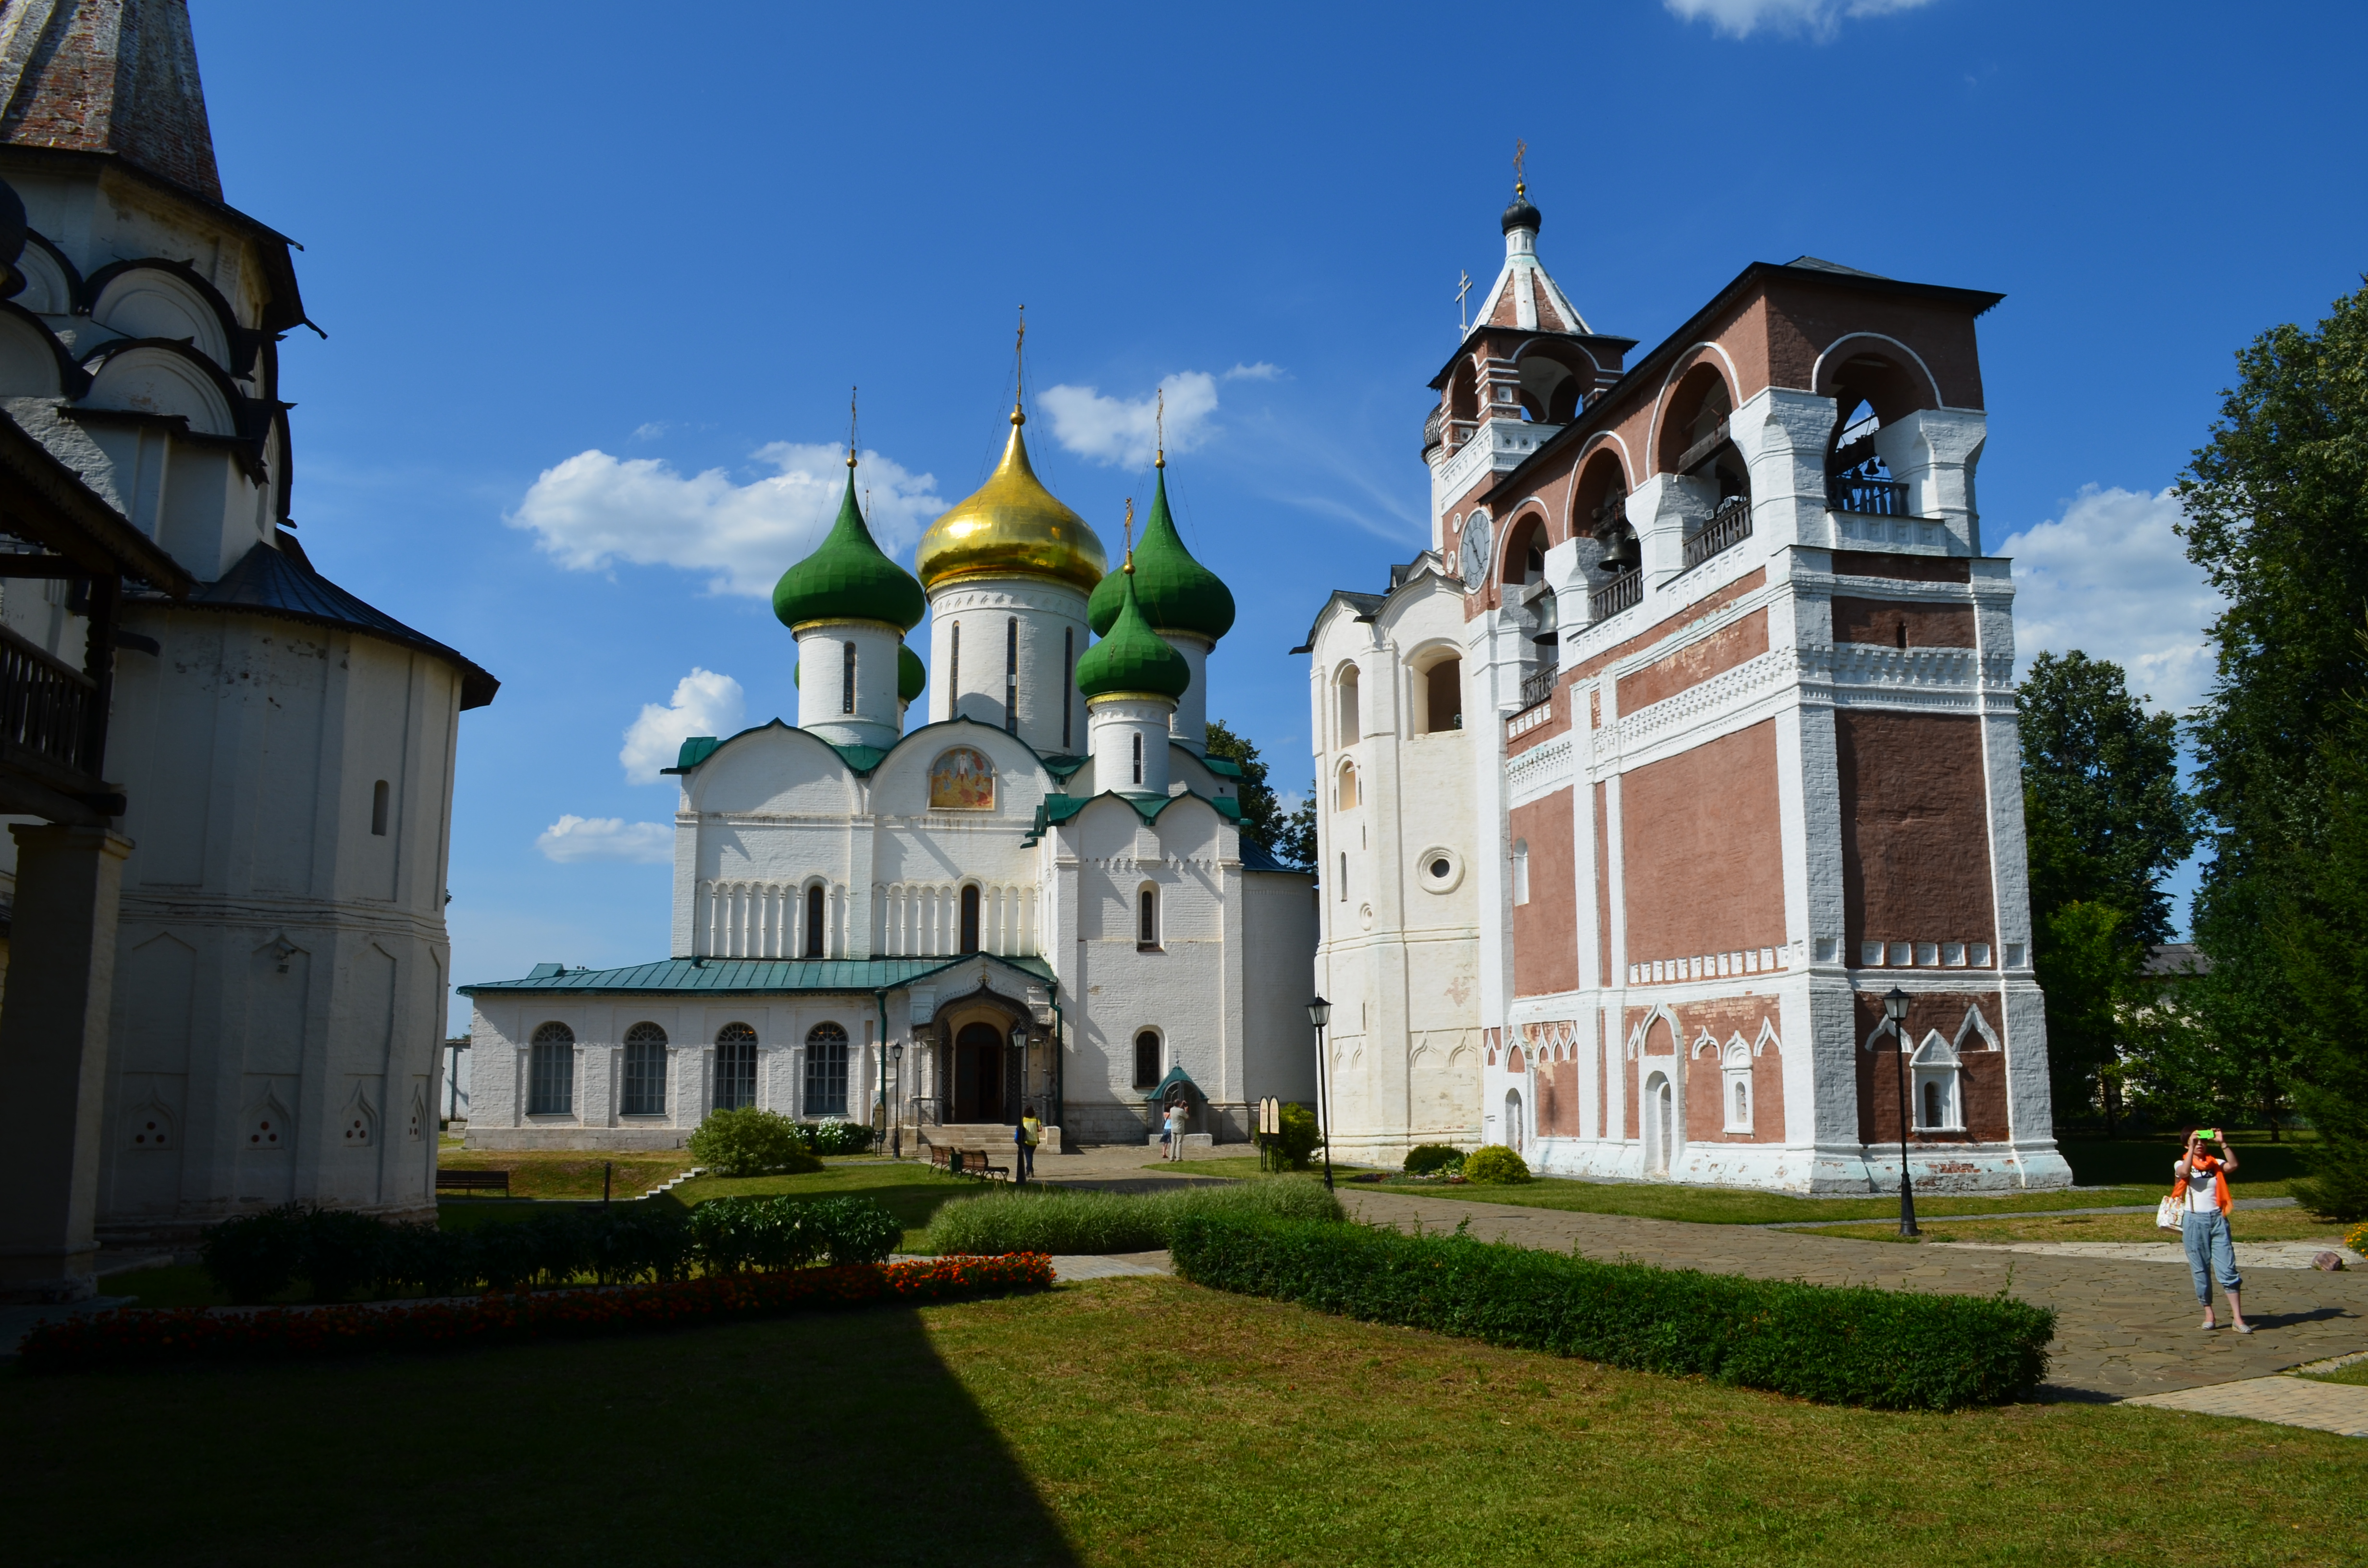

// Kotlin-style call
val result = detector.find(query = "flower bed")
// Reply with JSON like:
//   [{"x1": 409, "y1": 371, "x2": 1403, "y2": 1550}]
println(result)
[{"x1": 19, "y1": 1254, "x2": 1053, "y2": 1373}]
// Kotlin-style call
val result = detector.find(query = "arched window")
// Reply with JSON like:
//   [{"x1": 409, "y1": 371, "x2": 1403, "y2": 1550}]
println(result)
[
  {"x1": 622, "y1": 1022, "x2": 667, "y2": 1116},
  {"x1": 714, "y1": 1022, "x2": 758, "y2": 1112},
  {"x1": 804, "y1": 1022, "x2": 849, "y2": 1117},
  {"x1": 1132, "y1": 731, "x2": 1144, "y2": 786},
  {"x1": 1922, "y1": 1080, "x2": 1941, "y2": 1130},
  {"x1": 1336, "y1": 667, "x2": 1360, "y2": 745},
  {"x1": 1512, "y1": 839, "x2": 1530, "y2": 906},
  {"x1": 371, "y1": 779, "x2": 390, "y2": 836},
  {"x1": 1134, "y1": 1029, "x2": 1161, "y2": 1089},
  {"x1": 529, "y1": 1022, "x2": 574, "y2": 1115},
  {"x1": 1336, "y1": 760, "x2": 1359, "y2": 811},
  {"x1": 804, "y1": 884, "x2": 825, "y2": 958},
  {"x1": 1910, "y1": 1035, "x2": 1963, "y2": 1131},
  {"x1": 1338, "y1": 851, "x2": 1347, "y2": 901},
  {"x1": 1423, "y1": 659, "x2": 1463, "y2": 733},
  {"x1": 841, "y1": 640, "x2": 857, "y2": 713},
  {"x1": 949, "y1": 621, "x2": 961, "y2": 706},
  {"x1": 1735, "y1": 1080, "x2": 1749, "y2": 1125},
  {"x1": 1062, "y1": 626, "x2": 1075, "y2": 749},
  {"x1": 1722, "y1": 1040, "x2": 1754, "y2": 1134},
  {"x1": 1505, "y1": 1088, "x2": 1524, "y2": 1153},
  {"x1": 1138, "y1": 886, "x2": 1159, "y2": 948},
  {"x1": 961, "y1": 884, "x2": 981, "y2": 954}
]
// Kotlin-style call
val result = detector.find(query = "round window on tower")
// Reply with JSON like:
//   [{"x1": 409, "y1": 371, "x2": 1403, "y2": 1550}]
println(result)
[{"x1": 1418, "y1": 846, "x2": 1464, "y2": 894}]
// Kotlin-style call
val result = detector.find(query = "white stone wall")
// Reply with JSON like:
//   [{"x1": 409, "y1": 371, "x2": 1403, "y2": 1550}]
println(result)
[{"x1": 925, "y1": 577, "x2": 1092, "y2": 756}]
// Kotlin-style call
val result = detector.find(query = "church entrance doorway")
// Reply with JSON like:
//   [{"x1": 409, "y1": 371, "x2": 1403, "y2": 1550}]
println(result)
[{"x1": 953, "y1": 1022, "x2": 1007, "y2": 1123}]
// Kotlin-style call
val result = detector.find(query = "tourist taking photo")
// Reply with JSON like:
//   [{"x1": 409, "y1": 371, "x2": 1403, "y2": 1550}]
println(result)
[{"x1": 2174, "y1": 1129, "x2": 2251, "y2": 1334}]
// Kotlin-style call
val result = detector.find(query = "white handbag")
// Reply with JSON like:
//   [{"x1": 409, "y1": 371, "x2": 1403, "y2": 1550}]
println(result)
[{"x1": 2157, "y1": 1195, "x2": 2185, "y2": 1232}]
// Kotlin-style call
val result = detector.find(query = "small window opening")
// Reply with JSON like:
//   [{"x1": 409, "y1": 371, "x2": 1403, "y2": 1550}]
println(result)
[
  {"x1": 713, "y1": 1023, "x2": 758, "y2": 1112},
  {"x1": 1512, "y1": 838, "x2": 1531, "y2": 905},
  {"x1": 1134, "y1": 1030, "x2": 1160, "y2": 1089},
  {"x1": 1062, "y1": 627, "x2": 1074, "y2": 749},
  {"x1": 841, "y1": 640, "x2": 856, "y2": 714},
  {"x1": 1132, "y1": 731, "x2": 1144, "y2": 786},
  {"x1": 1337, "y1": 668, "x2": 1360, "y2": 745},
  {"x1": 804, "y1": 1023, "x2": 849, "y2": 1117},
  {"x1": 1734, "y1": 1081, "x2": 1748, "y2": 1124},
  {"x1": 1336, "y1": 761, "x2": 1358, "y2": 810},
  {"x1": 804, "y1": 884, "x2": 825, "y2": 958},
  {"x1": 950, "y1": 622, "x2": 960, "y2": 710},
  {"x1": 1425, "y1": 660, "x2": 1463, "y2": 733},
  {"x1": 1895, "y1": 619, "x2": 1908, "y2": 650},
  {"x1": 961, "y1": 884, "x2": 981, "y2": 954},
  {"x1": 1338, "y1": 852, "x2": 1347, "y2": 900},
  {"x1": 370, "y1": 779, "x2": 389, "y2": 836},
  {"x1": 1005, "y1": 617, "x2": 1019, "y2": 734},
  {"x1": 1923, "y1": 1079, "x2": 1942, "y2": 1130},
  {"x1": 1138, "y1": 886, "x2": 1159, "y2": 948}
]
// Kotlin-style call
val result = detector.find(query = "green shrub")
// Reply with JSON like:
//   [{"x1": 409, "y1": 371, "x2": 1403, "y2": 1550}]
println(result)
[
  {"x1": 300, "y1": 1208, "x2": 391, "y2": 1301},
  {"x1": 1461, "y1": 1144, "x2": 1530, "y2": 1184},
  {"x1": 803, "y1": 1195, "x2": 900, "y2": 1264},
  {"x1": 925, "y1": 1176, "x2": 1343, "y2": 1256},
  {"x1": 804, "y1": 1117, "x2": 875, "y2": 1157},
  {"x1": 1258, "y1": 1102, "x2": 1324, "y2": 1171},
  {"x1": 1170, "y1": 1213, "x2": 2053, "y2": 1411},
  {"x1": 689, "y1": 1107, "x2": 825, "y2": 1177},
  {"x1": 199, "y1": 1202, "x2": 309, "y2": 1302},
  {"x1": 1403, "y1": 1144, "x2": 1465, "y2": 1176}
]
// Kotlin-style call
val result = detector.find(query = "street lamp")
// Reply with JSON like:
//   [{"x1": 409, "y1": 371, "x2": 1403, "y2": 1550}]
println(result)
[
  {"x1": 1307, "y1": 996, "x2": 1334, "y2": 1192},
  {"x1": 888, "y1": 1042, "x2": 904, "y2": 1161},
  {"x1": 1883, "y1": 986, "x2": 1918, "y2": 1237}
]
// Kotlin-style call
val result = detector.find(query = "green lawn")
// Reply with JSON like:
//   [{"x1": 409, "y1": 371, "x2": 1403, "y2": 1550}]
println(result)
[
  {"x1": 2302, "y1": 1359, "x2": 2368, "y2": 1387},
  {"x1": 671, "y1": 1158, "x2": 982, "y2": 1250},
  {"x1": 6, "y1": 1277, "x2": 2358, "y2": 1566}
]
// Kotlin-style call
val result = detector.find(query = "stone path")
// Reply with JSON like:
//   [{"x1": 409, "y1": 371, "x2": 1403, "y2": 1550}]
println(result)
[
  {"x1": 2124, "y1": 1375, "x2": 2368, "y2": 1436},
  {"x1": 1945, "y1": 1240, "x2": 2364, "y2": 1270},
  {"x1": 1338, "y1": 1190, "x2": 2368, "y2": 1403}
]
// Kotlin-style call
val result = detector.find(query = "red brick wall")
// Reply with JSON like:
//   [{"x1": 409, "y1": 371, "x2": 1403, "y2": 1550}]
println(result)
[
  {"x1": 1512, "y1": 789, "x2": 1579, "y2": 997},
  {"x1": 1617, "y1": 608, "x2": 1770, "y2": 712},
  {"x1": 1831, "y1": 597, "x2": 1977, "y2": 649},
  {"x1": 1619, "y1": 720, "x2": 1786, "y2": 963},
  {"x1": 1536, "y1": 1056, "x2": 1583, "y2": 1137},
  {"x1": 1832, "y1": 551, "x2": 1972, "y2": 584},
  {"x1": 1852, "y1": 991, "x2": 2010, "y2": 1144},
  {"x1": 1834, "y1": 711, "x2": 1997, "y2": 955}
]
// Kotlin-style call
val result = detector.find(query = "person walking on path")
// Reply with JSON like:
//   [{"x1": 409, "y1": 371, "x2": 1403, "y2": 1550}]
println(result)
[
  {"x1": 2175, "y1": 1129, "x2": 2251, "y2": 1334},
  {"x1": 1164, "y1": 1100, "x2": 1189, "y2": 1163},
  {"x1": 1015, "y1": 1105, "x2": 1040, "y2": 1183}
]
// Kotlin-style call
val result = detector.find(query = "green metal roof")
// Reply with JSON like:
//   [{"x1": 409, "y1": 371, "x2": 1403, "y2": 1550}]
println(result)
[
  {"x1": 1143, "y1": 1063, "x2": 1204, "y2": 1104},
  {"x1": 667, "y1": 718, "x2": 1085, "y2": 786},
  {"x1": 1019, "y1": 787, "x2": 1231, "y2": 845},
  {"x1": 1200, "y1": 754, "x2": 1244, "y2": 778},
  {"x1": 1075, "y1": 566, "x2": 1190, "y2": 700},
  {"x1": 1087, "y1": 466, "x2": 1234, "y2": 641},
  {"x1": 459, "y1": 952, "x2": 1056, "y2": 997},
  {"x1": 771, "y1": 467, "x2": 927, "y2": 633}
]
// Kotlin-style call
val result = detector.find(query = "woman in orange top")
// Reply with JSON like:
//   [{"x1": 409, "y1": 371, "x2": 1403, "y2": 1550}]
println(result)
[{"x1": 2174, "y1": 1129, "x2": 2250, "y2": 1334}]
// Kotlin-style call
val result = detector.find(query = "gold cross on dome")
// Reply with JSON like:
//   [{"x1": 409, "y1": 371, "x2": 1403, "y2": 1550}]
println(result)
[
  {"x1": 1457, "y1": 270, "x2": 1472, "y2": 334},
  {"x1": 1513, "y1": 137, "x2": 1528, "y2": 192}
]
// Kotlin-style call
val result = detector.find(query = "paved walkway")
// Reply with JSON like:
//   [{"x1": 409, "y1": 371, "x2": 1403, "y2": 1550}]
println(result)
[
  {"x1": 2124, "y1": 1373, "x2": 2368, "y2": 1436},
  {"x1": 1337, "y1": 1189, "x2": 2368, "y2": 1403},
  {"x1": 1946, "y1": 1240, "x2": 2363, "y2": 1270}
]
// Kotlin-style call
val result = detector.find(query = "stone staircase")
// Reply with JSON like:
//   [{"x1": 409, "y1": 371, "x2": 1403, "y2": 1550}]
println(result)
[{"x1": 641, "y1": 1166, "x2": 706, "y2": 1198}]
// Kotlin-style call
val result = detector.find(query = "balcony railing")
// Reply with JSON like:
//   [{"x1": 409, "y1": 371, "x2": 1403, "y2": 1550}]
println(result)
[
  {"x1": 0, "y1": 623, "x2": 99, "y2": 783},
  {"x1": 1590, "y1": 568, "x2": 1642, "y2": 622},
  {"x1": 1828, "y1": 474, "x2": 1911, "y2": 516},
  {"x1": 1683, "y1": 494, "x2": 1752, "y2": 570},
  {"x1": 1518, "y1": 667, "x2": 1555, "y2": 711}
]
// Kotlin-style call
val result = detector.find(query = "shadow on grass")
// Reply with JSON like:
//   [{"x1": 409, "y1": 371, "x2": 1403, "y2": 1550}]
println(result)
[{"x1": 0, "y1": 1302, "x2": 1078, "y2": 1568}]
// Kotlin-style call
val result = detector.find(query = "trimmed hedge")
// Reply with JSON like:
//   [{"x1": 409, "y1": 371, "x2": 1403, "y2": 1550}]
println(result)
[
  {"x1": 925, "y1": 1177, "x2": 1343, "y2": 1256},
  {"x1": 687, "y1": 1108, "x2": 826, "y2": 1176},
  {"x1": 20, "y1": 1254, "x2": 1052, "y2": 1372},
  {"x1": 1460, "y1": 1145, "x2": 1530, "y2": 1184},
  {"x1": 198, "y1": 1197, "x2": 899, "y2": 1302},
  {"x1": 1403, "y1": 1144, "x2": 1465, "y2": 1176},
  {"x1": 1169, "y1": 1213, "x2": 2053, "y2": 1410}
]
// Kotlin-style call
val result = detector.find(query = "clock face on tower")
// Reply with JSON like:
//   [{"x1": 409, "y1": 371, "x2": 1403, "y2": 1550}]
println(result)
[{"x1": 1458, "y1": 509, "x2": 1492, "y2": 591}]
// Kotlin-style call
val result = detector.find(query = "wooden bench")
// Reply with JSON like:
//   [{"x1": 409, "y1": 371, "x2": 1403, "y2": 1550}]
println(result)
[
  {"x1": 435, "y1": 1168, "x2": 510, "y2": 1196},
  {"x1": 928, "y1": 1144, "x2": 1012, "y2": 1181}
]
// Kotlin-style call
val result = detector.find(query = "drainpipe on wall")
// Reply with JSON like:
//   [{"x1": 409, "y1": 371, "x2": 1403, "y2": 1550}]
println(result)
[
  {"x1": 874, "y1": 990, "x2": 889, "y2": 1144},
  {"x1": 1049, "y1": 989, "x2": 1064, "y2": 1136}
]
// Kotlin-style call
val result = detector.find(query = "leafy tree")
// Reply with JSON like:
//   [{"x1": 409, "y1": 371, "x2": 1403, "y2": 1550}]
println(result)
[
  {"x1": 2180, "y1": 279, "x2": 2368, "y2": 1149},
  {"x1": 2281, "y1": 628, "x2": 2368, "y2": 1217},
  {"x1": 1203, "y1": 719, "x2": 1283, "y2": 849},
  {"x1": 2017, "y1": 652, "x2": 2196, "y2": 1126},
  {"x1": 1276, "y1": 785, "x2": 1318, "y2": 873}
]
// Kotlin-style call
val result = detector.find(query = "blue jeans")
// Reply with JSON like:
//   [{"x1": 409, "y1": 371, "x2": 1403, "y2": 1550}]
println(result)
[
  {"x1": 1015, "y1": 1143, "x2": 1035, "y2": 1182},
  {"x1": 2182, "y1": 1209, "x2": 2242, "y2": 1304}
]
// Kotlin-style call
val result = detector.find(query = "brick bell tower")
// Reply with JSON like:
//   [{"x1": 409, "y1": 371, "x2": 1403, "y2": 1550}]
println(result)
[{"x1": 1307, "y1": 168, "x2": 2069, "y2": 1193}]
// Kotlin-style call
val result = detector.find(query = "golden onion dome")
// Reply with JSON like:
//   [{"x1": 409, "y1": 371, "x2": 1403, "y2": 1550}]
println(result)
[{"x1": 914, "y1": 409, "x2": 1107, "y2": 594}]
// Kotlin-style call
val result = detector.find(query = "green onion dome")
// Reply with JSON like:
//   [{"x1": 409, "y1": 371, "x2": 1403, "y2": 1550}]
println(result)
[
  {"x1": 1087, "y1": 465, "x2": 1234, "y2": 641},
  {"x1": 898, "y1": 643, "x2": 925, "y2": 703},
  {"x1": 1075, "y1": 564, "x2": 1190, "y2": 701},
  {"x1": 772, "y1": 464, "x2": 926, "y2": 633}
]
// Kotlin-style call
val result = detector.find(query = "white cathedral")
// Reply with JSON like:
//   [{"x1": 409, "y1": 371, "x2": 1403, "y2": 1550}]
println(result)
[{"x1": 461, "y1": 410, "x2": 1320, "y2": 1150}]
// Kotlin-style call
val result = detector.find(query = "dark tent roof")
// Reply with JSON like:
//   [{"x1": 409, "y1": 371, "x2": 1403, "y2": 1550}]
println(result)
[{"x1": 188, "y1": 540, "x2": 497, "y2": 709}]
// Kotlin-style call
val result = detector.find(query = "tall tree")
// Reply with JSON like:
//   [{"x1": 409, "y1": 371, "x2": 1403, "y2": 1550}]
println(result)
[
  {"x1": 2018, "y1": 651, "x2": 2196, "y2": 1126},
  {"x1": 1203, "y1": 720, "x2": 1285, "y2": 853},
  {"x1": 2180, "y1": 280, "x2": 2368, "y2": 1151},
  {"x1": 2282, "y1": 627, "x2": 2368, "y2": 1216}
]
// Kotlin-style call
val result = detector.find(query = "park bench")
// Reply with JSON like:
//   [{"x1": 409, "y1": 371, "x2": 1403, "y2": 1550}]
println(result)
[
  {"x1": 435, "y1": 1168, "x2": 510, "y2": 1196},
  {"x1": 927, "y1": 1143, "x2": 1012, "y2": 1181}
]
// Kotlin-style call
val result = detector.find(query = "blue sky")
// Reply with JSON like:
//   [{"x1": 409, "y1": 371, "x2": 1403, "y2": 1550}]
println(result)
[{"x1": 185, "y1": 0, "x2": 2368, "y2": 1028}]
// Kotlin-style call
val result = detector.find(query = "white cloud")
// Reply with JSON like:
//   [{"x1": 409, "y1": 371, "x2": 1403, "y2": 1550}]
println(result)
[
  {"x1": 629, "y1": 421, "x2": 668, "y2": 441},
  {"x1": 1223, "y1": 362, "x2": 1284, "y2": 382},
  {"x1": 536, "y1": 815, "x2": 674, "y2": 864},
  {"x1": 1997, "y1": 485, "x2": 2223, "y2": 715},
  {"x1": 1040, "y1": 370, "x2": 1223, "y2": 468},
  {"x1": 1665, "y1": 0, "x2": 1934, "y2": 38},
  {"x1": 508, "y1": 442, "x2": 941, "y2": 597},
  {"x1": 620, "y1": 667, "x2": 746, "y2": 784}
]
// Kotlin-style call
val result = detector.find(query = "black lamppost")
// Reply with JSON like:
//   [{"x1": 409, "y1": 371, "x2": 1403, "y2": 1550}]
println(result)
[
  {"x1": 889, "y1": 1042, "x2": 904, "y2": 1160},
  {"x1": 1307, "y1": 996, "x2": 1334, "y2": 1192},
  {"x1": 1884, "y1": 986, "x2": 1918, "y2": 1237}
]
